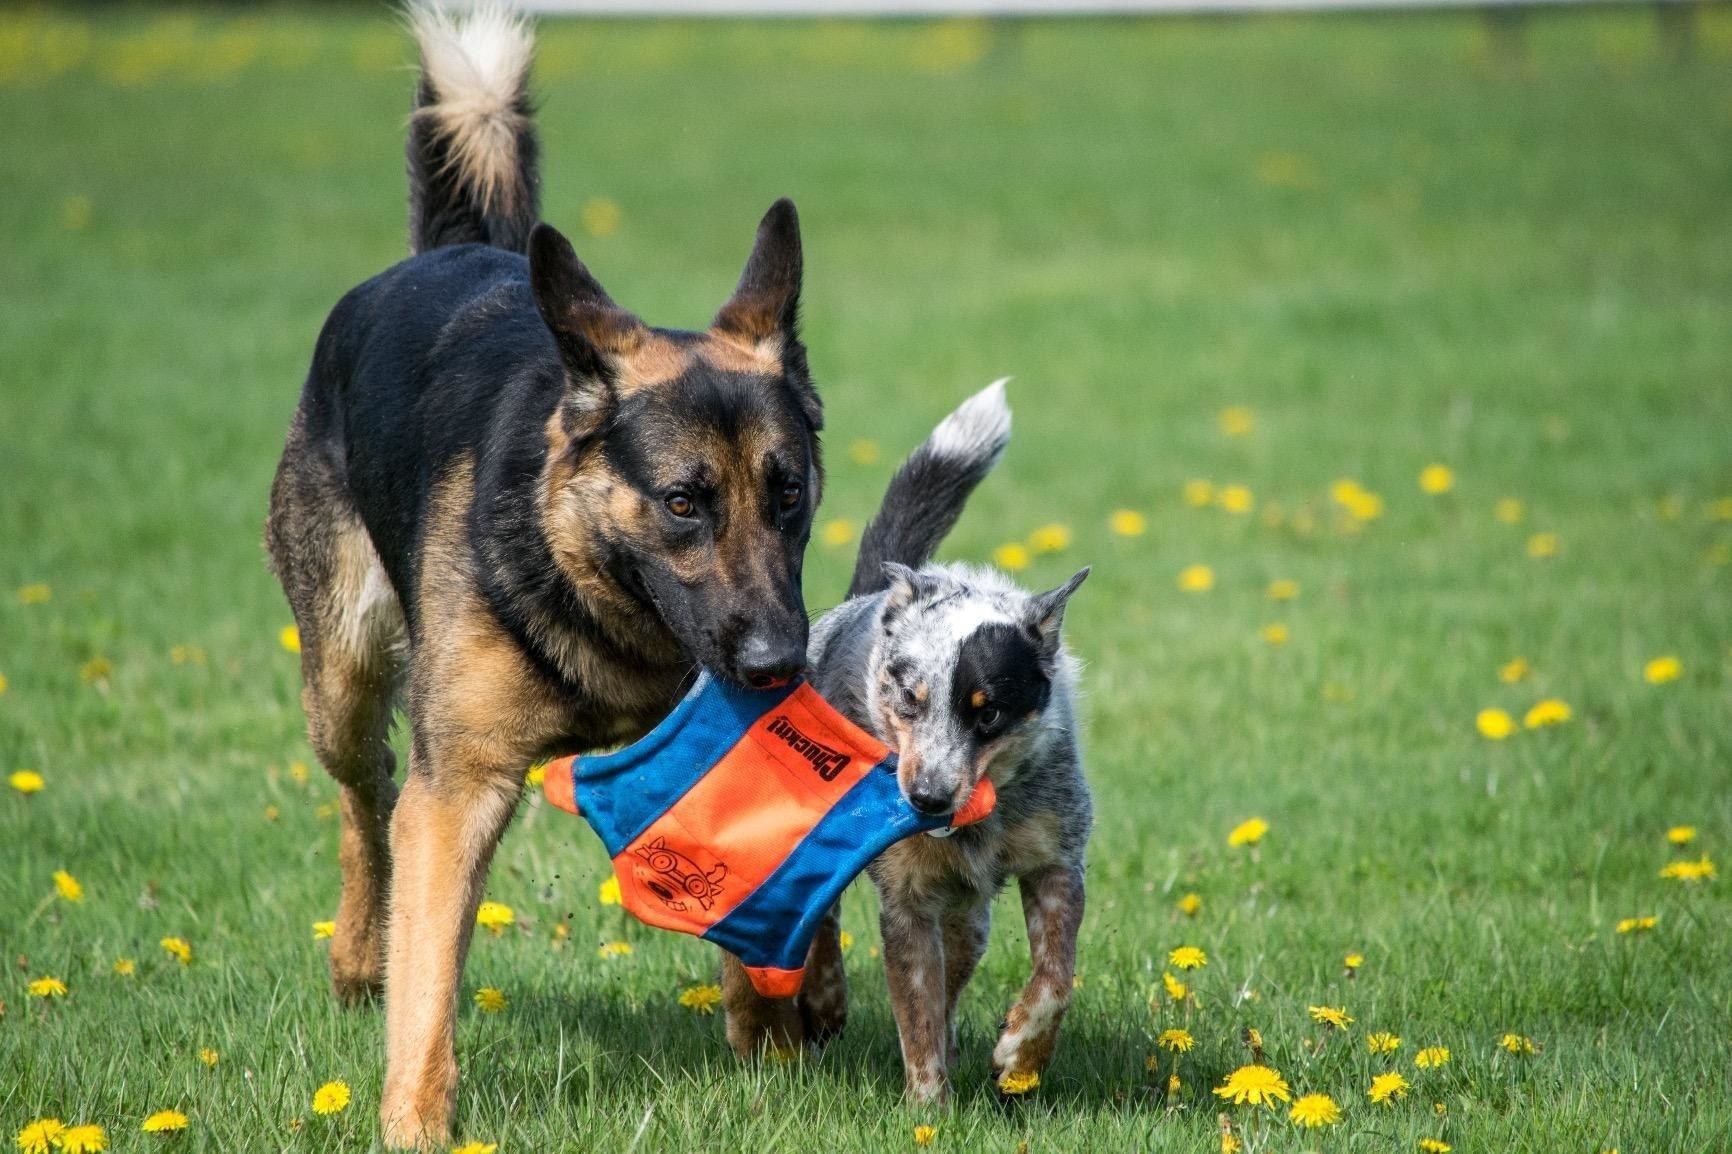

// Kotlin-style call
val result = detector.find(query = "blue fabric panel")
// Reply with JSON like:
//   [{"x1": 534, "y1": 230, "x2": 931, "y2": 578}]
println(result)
[
  {"x1": 572, "y1": 673, "x2": 795, "y2": 849},
  {"x1": 702, "y1": 758, "x2": 945, "y2": 971}
]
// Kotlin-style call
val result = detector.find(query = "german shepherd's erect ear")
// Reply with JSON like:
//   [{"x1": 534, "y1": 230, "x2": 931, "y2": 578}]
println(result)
[
  {"x1": 713, "y1": 199, "x2": 822, "y2": 431},
  {"x1": 528, "y1": 221, "x2": 641, "y2": 437}
]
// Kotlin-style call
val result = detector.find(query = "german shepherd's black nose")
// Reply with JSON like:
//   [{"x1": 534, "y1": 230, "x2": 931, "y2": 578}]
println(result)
[{"x1": 736, "y1": 631, "x2": 807, "y2": 689}]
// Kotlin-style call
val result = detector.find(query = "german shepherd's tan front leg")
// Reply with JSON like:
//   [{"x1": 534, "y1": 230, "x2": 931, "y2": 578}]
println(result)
[
  {"x1": 990, "y1": 863, "x2": 1084, "y2": 1094},
  {"x1": 882, "y1": 907, "x2": 950, "y2": 1103},
  {"x1": 719, "y1": 905, "x2": 847, "y2": 1057},
  {"x1": 721, "y1": 950, "x2": 805, "y2": 1058},
  {"x1": 379, "y1": 760, "x2": 521, "y2": 1149}
]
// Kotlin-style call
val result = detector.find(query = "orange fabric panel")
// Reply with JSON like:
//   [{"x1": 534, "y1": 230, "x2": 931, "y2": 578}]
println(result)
[
  {"x1": 610, "y1": 684, "x2": 888, "y2": 938},
  {"x1": 742, "y1": 965, "x2": 806, "y2": 999},
  {"x1": 542, "y1": 757, "x2": 578, "y2": 814},
  {"x1": 953, "y1": 776, "x2": 997, "y2": 827}
]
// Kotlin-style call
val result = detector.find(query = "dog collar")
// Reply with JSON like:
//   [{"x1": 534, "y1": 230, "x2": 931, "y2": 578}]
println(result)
[{"x1": 542, "y1": 671, "x2": 995, "y2": 997}]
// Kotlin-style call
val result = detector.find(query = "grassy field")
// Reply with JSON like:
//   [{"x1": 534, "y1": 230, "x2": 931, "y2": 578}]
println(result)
[{"x1": 4, "y1": 4, "x2": 1732, "y2": 1151}]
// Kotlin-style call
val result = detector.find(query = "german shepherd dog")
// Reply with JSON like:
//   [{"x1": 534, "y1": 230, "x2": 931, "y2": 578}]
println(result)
[
  {"x1": 720, "y1": 383, "x2": 1094, "y2": 1104},
  {"x1": 266, "y1": 6, "x2": 823, "y2": 1145}
]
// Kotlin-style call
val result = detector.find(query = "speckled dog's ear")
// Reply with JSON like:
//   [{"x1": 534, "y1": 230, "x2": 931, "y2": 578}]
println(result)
[
  {"x1": 881, "y1": 562, "x2": 941, "y2": 620},
  {"x1": 1025, "y1": 567, "x2": 1090, "y2": 658}
]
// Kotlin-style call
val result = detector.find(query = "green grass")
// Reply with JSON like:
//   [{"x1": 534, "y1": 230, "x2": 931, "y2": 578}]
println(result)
[{"x1": 4, "y1": 5, "x2": 1732, "y2": 1150}]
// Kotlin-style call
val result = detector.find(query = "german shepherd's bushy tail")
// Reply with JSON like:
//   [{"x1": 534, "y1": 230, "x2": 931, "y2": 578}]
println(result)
[
  {"x1": 406, "y1": 3, "x2": 539, "y2": 255},
  {"x1": 849, "y1": 380, "x2": 1012, "y2": 598}
]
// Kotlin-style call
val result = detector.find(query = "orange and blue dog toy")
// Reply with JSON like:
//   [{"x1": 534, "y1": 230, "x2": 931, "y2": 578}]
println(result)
[{"x1": 542, "y1": 672, "x2": 995, "y2": 998}]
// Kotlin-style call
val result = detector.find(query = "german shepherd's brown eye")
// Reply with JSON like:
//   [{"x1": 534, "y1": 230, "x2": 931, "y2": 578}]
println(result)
[
  {"x1": 665, "y1": 493, "x2": 695, "y2": 518},
  {"x1": 779, "y1": 482, "x2": 803, "y2": 511}
]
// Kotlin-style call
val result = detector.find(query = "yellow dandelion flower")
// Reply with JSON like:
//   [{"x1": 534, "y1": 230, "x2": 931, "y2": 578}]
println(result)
[
  {"x1": 288, "y1": 761, "x2": 310, "y2": 784},
  {"x1": 1228, "y1": 817, "x2": 1269, "y2": 847},
  {"x1": 0, "y1": 672, "x2": 7, "y2": 695},
  {"x1": 17, "y1": 583, "x2": 52, "y2": 605},
  {"x1": 821, "y1": 518, "x2": 855, "y2": 547},
  {"x1": 1418, "y1": 464, "x2": 1454, "y2": 494},
  {"x1": 1289, "y1": 1093, "x2": 1342, "y2": 1128},
  {"x1": 580, "y1": 196, "x2": 622, "y2": 238},
  {"x1": 1220, "y1": 1132, "x2": 1242, "y2": 1154},
  {"x1": 1177, "y1": 564, "x2": 1215, "y2": 592},
  {"x1": 1368, "y1": 1072, "x2": 1410, "y2": 1105},
  {"x1": 1494, "y1": 497, "x2": 1524, "y2": 524},
  {"x1": 59, "y1": 1124, "x2": 105, "y2": 1153},
  {"x1": 598, "y1": 939, "x2": 633, "y2": 959},
  {"x1": 160, "y1": 937, "x2": 192, "y2": 965},
  {"x1": 1109, "y1": 509, "x2": 1147, "y2": 537},
  {"x1": 1434, "y1": 1101, "x2": 1447, "y2": 1116},
  {"x1": 199, "y1": 1048, "x2": 219, "y2": 1067},
  {"x1": 1157, "y1": 1028, "x2": 1195, "y2": 1053},
  {"x1": 1028, "y1": 523, "x2": 1071, "y2": 553},
  {"x1": 1526, "y1": 532, "x2": 1559, "y2": 558},
  {"x1": 1414, "y1": 1046, "x2": 1450, "y2": 1068},
  {"x1": 598, "y1": 876, "x2": 622, "y2": 906},
  {"x1": 1183, "y1": 480, "x2": 1216, "y2": 507},
  {"x1": 1498, "y1": 657, "x2": 1530, "y2": 684},
  {"x1": 524, "y1": 762, "x2": 546, "y2": 788},
  {"x1": 552, "y1": 923, "x2": 569, "y2": 941},
  {"x1": 1213, "y1": 1064, "x2": 1292, "y2": 1108},
  {"x1": 10, "y1": 769, "x2": 46, "y2": 794},
  {"x1": 53, "y1": 870, "x2": 83, "y2": 902},
  {"x1": 912, "y1": 1128, "x2": 937, "y2": 1148},
  {"x1": 839, "y1": 930, "x2": 855, "y2": 951},
  {"x1": 80, "y1": 657, "x2": 113, "y2": 684},
  {"x1": 1523, "y1": 698, "x2": 1572, "y2": 728},
  {"x1": 1367, "y1": 1032, "x2": 1401, "y2": 1054},
  {"x1": 1667, "y1": 826, "x2": 1697, "y2": 846},
  {"x1": 847, "y1": 438, "x2": 879, "y2": 466},
  {"x1": 992, "y1": 542, "x2": 1031, "y2": 571},
  {"x1": 678, "y1": 984, "x2": 722, "y2": 1014},
  {"x1": 997, "y1": 1069, "x2": 1040, "y2": 1095},
  {"x1": 1177, "y1": 892, "x2": 1202, "y2": 917},
  {"x1": 1615, "y1": 916, "x2": 1657, "y2": 934},
  {"x1": 311, "y1": 1080, "x2": 350, "y2": 1115},
  {"x1": 1308, "y1": 1005, "x2": 1353, "y2": 1030},
  {"x1": 452, "y1": 1144, "x2": 498, "y2": 1154},
  {"x1": 1161, "y1": 972, "x2": 1188, "y2": 1002},
  {"x1": 1267, "y1": 579, "x2": 1299, "y2": 601},
  {"x1": 279, "y1": 625, "x2": 301, "y2": 653},
  {"x1": 1418, "y1": 1140, "x2": 1452, "y2": 1153},
  {"x1": 1260, "y1": 623, "x2": 1289, "y2": 646},
  {"x1": 1499, "y1": 1033, "x2": 1537, "y2": 1055},
  {"x1": 1167, "y1": 1073, "x2": 1182, "y2": 1095},
  {"x1": 1169, "y1": 946, "x2": 1207, "y2": 971},
  {"x1": 1659, "y1": 856, "x2": 1715, "y2": 883},
  {"x1": 1644, "y1": 656, "x2": 1682, "y2": 684},
  {"x1": 475, "y1": 901, "x2": 515, "y2": 935},
  {"x1": 474, "y1": 987, "x2": 507, "y2": 1013},
  {"x1": 264, "y1": 804, "x2": 280, "y2": 822},
  {"x1": 312, "y1": 920, "x2": 335, "y2": 940},
  {"x1": 1330, "y1": 480, "x2": 1384, "y2": 521},
  {"x1": 28, "y1": 976, "x2": 68, "y2": 998},
  {"x1": 1218, "y1": 406, "x2": 1254, "y2": 437},
  {"x1": 1476, "y1": 708, "x2": 1515, "y2": 740},
  {"x1": 1218, "y1": 484, "x2": 1254, "y2": 514},
  {"x1": 112, "y1": 959, "x2": 135, "y2": 977},
  {"x1": 16, "y1": 1120, "x2": 66, "y2": 1154},
  {"x1": 1072, "y1": 973, "x2": 1084, "y2": 989},
  {"x1": 1344, "y1": 953, "x2": 1365, "y2": 970}
]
